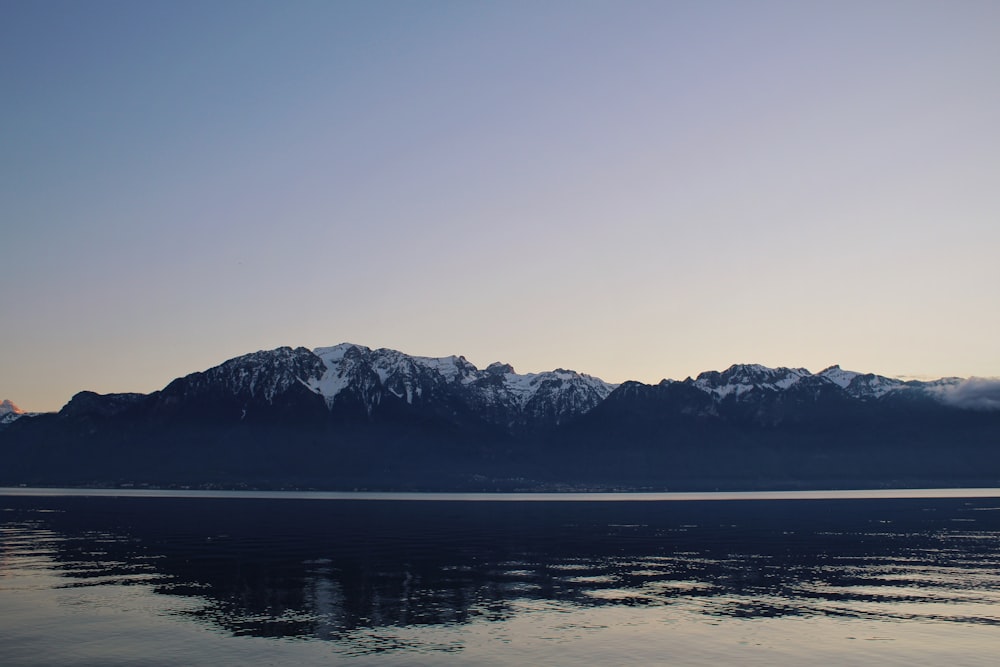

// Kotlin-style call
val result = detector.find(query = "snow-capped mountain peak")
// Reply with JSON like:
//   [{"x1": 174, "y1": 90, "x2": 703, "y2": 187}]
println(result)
[
  {"x1": 158, "y1": 347, "x2": 327, "y2": 409},
  {"x1": 843, "y1": 373, "x2": 904, "y2": 399},
  {"x1": 818, "y1": 365, "x2": 859, "y2": 388},
  {"x1": 691, "y1": 364, "x2": 811, "y2": 398},
  {"x1": 409, "y1": 353, "x2": 478, "y2": 384},
  {"x1": 681, "y1": 362, "x2": 944, "y2": 403},
  {"x1": 1, "y1": 399, "x2": 26, "y2": 425},
  {"x1": 313, "y1": 342, "x2": 366, "y2": 364},
  {"x1": 309, "y1": 344, "x2": 479, "y2": 407},
  {"x1": 490, "y1": 366, "x2": 613, "y2": 409},
  {"x1": 304, "y1": 344, "x2": 615, "y2": 428},
  {"x1": 310, "y1": 344, "x2": 377, "y2": 405},
  {"x1": 815, "y1": 365, "x2": 906, "y2": 398}
]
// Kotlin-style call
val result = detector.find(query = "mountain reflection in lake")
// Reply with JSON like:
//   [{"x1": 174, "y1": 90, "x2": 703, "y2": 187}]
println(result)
[{"x1": 2, "y1": 494, "x2": 1000, "y2": 665}]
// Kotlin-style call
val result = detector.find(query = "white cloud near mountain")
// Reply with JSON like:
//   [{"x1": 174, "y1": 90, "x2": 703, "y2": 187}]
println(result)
[{"x1": 934, "y1": 378, "x2": 1000, "y2": 411}]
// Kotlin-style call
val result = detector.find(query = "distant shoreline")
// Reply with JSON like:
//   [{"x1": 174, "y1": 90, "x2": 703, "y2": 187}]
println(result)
[{"x1": 3, "y1": 487, "x2": 1000, "y2": 502}]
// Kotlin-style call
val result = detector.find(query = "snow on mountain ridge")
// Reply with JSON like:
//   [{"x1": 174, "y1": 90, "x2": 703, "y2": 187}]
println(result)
[
  {"x1": 94, "y1": 342, "x2": 987, "y2": 424},
  {"x1": 310, "y1": 344, "x2": 476, "y2": 407},
  {"x1": 166, "y1": 347, "x2": 327, "y2": 405},
  {"x1": 305, "y1": 343, "x2": 615, "y2": 426},
  {"x1": 682, "y1": 362, "x2": 951, "y2": 402},
  {"x1": 691, "y1": 364, "x2": 812, "y2": 398},
  {"x1": 312, "y1": 342, "x2": 361, "y2": 364},
  {"x1": 818, "y1": 365, "x2": 859, "y2": 388},
  {"x1": 202, "y1": 347, "x2": 961, "y2": 414},
  {"x1": 501, "y1": 367, "x2": 609, "y2": 402},
  {"x1": 0, "y1": 399, "x2": 26, "y2": 425}
]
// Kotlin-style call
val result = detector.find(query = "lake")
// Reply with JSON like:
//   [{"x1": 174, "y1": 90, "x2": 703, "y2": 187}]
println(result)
[{"x1": 2, "y1": 489, "x2": 999, "y2": 665}]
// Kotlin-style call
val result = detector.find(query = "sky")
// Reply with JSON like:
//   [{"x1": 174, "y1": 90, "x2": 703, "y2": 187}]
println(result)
[{"x1": 2, "y1": 0, "x2": 999, "y2": 412}]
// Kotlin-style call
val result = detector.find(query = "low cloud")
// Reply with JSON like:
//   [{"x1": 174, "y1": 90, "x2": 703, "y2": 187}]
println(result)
[{"x1": 935, "y1": 378, "x2": 1000, "y2": 411}]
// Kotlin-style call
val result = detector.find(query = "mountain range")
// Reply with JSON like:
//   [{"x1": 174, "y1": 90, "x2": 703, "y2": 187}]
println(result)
[{"x1": 2, "y1": 343, "x2": 998, "y2": 491}]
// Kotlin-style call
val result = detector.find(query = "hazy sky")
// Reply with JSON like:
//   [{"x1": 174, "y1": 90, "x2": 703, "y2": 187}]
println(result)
[{"x1": 3, "y1": 0, "x2": 999, "y2": 411}]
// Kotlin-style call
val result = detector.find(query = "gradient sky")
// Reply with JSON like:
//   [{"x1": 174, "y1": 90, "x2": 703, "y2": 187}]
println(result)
[{"x1": 3, "y1": 0, "x2": 999, "y2": 412}]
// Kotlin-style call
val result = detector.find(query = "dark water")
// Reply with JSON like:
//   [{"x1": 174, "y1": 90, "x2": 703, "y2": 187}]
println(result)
[{"x1": 2, "y1": 491, "x2": 1000, "y2": 665}]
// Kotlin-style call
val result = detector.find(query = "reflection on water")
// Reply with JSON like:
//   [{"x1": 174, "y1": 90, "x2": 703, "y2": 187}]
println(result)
[{"x1": 2, "y1": 495, "x2": 1000, "y2": 664}]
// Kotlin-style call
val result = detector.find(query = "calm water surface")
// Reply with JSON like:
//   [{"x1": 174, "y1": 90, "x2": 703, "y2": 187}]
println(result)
[{"x1": 2, "y1": 489, "x2": 999, "y2": 665}]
